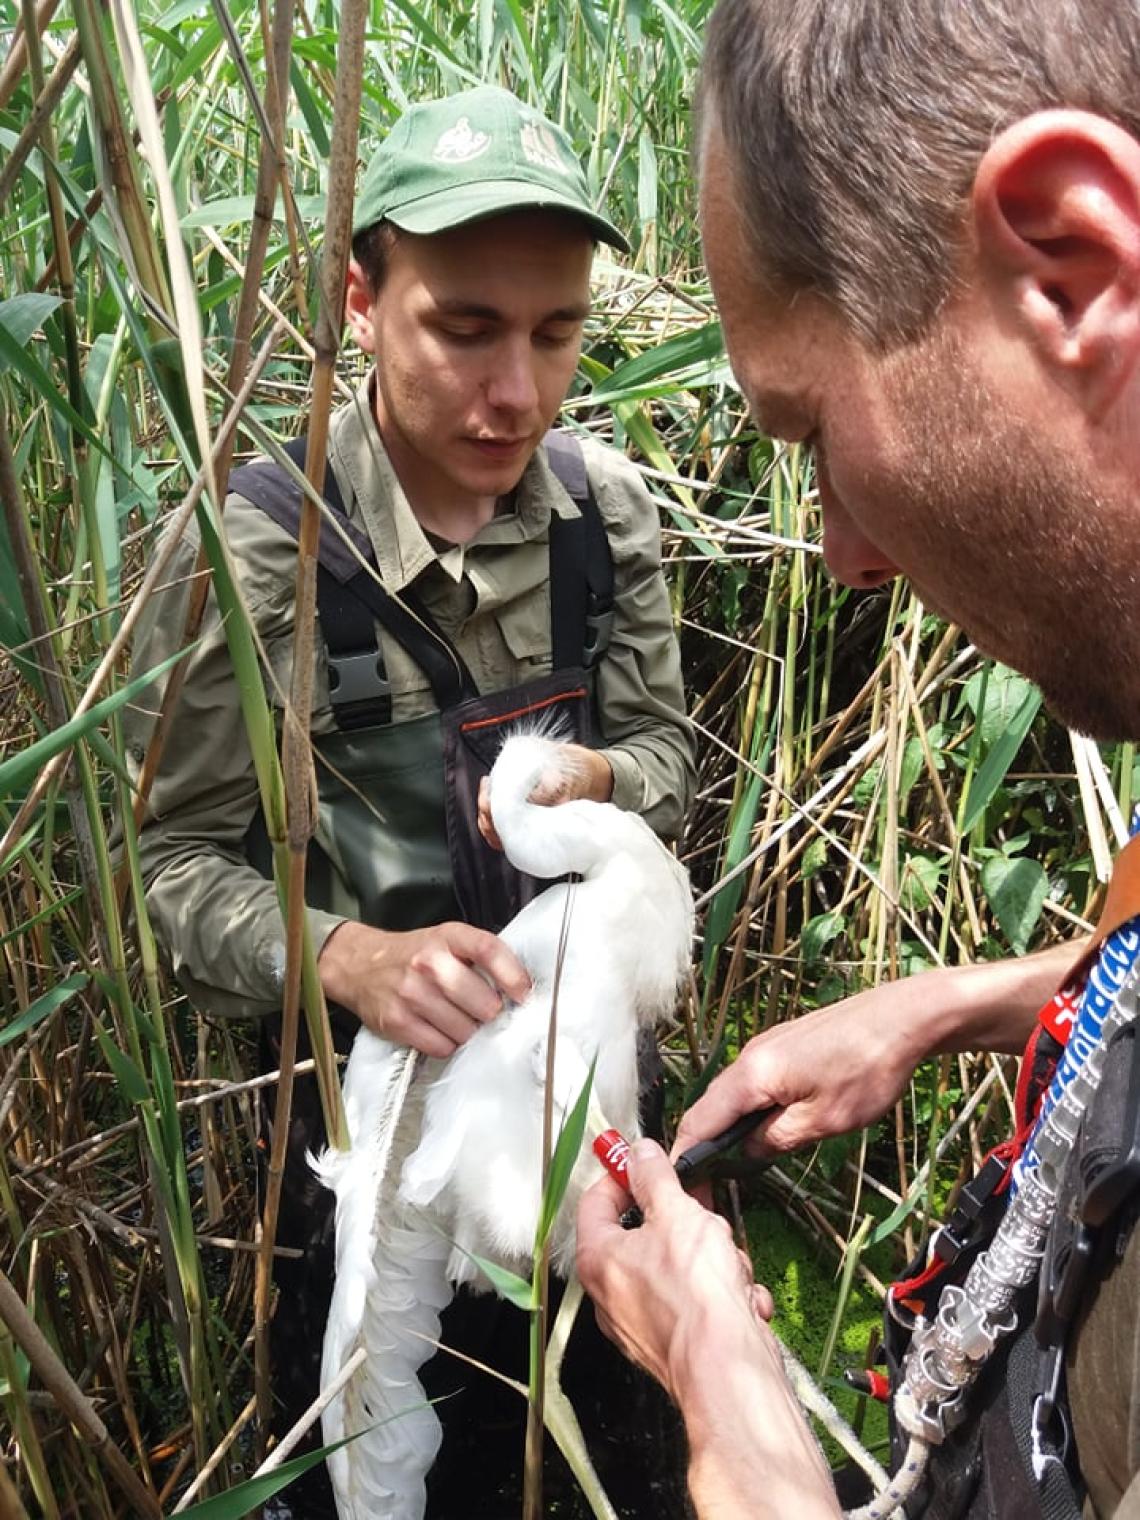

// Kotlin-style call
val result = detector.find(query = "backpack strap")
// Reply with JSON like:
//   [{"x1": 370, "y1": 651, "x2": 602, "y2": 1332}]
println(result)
[
  {"x1": 228, "y1": 430, "x2": 617, "y2": 729},
  {"x1": 543, "y1": 428, "x2": 615, "y2": 672},
  {"x1": 228, "y1": 437, "x2": 477, "y2": 729}
]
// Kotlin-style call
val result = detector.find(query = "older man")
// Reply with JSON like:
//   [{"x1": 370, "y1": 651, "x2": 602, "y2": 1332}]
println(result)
[{"x1": 578, "y1": 2, "x2": 1140, "y2": 1516}]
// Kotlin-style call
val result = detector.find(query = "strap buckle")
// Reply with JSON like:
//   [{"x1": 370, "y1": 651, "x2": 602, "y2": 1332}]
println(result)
[
  {"x1": 1031, "y1": 1348, "x2": 1072, "y2": 1484},
  {"x1": 931, "y1": 1152, "x2": 1010, "y2": 1266},
  {"x1": 327, "y1": 649, "x2": 392, "y2": 708},
  {"x1": 583, "y1": 606, "x2": 614, "y2": 669}
]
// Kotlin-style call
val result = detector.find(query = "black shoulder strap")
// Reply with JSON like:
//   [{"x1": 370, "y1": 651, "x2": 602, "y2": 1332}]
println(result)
[
  {"x1": 228, "y1": 436, "x2": 477, "y2": 728},
  {"x1": 543, "y1": 428, "x2": 615, "y2": 672}
]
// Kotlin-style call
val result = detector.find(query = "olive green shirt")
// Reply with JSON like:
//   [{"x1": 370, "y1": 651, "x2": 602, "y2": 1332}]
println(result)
[{"x1": 128, "y1": 385, "x2": 695, "y2": 1020}]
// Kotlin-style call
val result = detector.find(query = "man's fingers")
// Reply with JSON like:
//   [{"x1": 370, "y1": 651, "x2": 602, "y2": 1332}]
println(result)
[
  {"x1": 402, "y1": 1016, "x2": 459, "y2": 1060},
  {"x1": 577, "y1": 1170, "x2": 632, "y2": 1241},
  {"x1": 672, "y1": 1058, "x2": 778, "y2": 1159},
  {"x1": 576, "y1": 1173, "x2": 635, "y2": 1295},
  {"x1": 477, "y1": 779, "x2": 504, "y2": 851},
  {"x1": 446, "y1": 923, "x2": 532, "y2": 1004},
  {"x1": 625, "y1": 1138, "x2": 688, "y2": 1215},
  {"x1": 402, "y1": 974, "x2": 486, "y2": 1045},
  {"x1": 412, "y1": 951, "x2": 504, "y2": 1025}
]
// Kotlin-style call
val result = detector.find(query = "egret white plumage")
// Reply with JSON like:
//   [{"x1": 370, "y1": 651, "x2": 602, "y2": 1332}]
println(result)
[{"x1": 315, "y1": 732, "x2": 693, "y2": 1519}]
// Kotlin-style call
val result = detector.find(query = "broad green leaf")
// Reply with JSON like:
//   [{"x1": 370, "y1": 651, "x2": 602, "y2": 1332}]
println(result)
[
  {"x1": 462, "y1": 1251, "x2": 534, "y2": 1310},
  {"x1": 0, "y1": 972, "x2": 89, "y2": 1048},
  {"x1": 0, "y1": 644, "x2": 193, "y2": 802},
  {"x1": 0, "y1": 1347, "x2": 30, "y2": 1397},
  {"x1": 94, "y1": 1023, "x2": 151, "y2": 1106},
  {"x1": 960, "y1": 663, "x2": 1037, "y2": 750},
  {"x1": 870, "y1": 1183, "x2": 924, "y2": 1245},
  {"x1": 290, "y1": 56, "x2": 333, "y2": 156},
  {"x1": 982, "y1": 855, "x2": 1049, "y2": 955},
  {"x1": 899, "y1": 736, "x2": 925, "y2": 810},
  {"x1": 0, "y1": 887, "x2": 83, "y2": 947},
  {"x1": 585, "y1": 321, "x2": 724, "y2": 406},
  {"x1": 578, "y1": 361, "x2": 735, "y2": 408},
  {"x1": 181, "y1": 193, "x2": 326, "y2": 228},
  {"x1": 853, "y1": 758, "x2": 884, "y2": 809},
  {"x1": 703, "y1": 739, "x2": 771, "y2": 972},
  {"x1": 0, "y1": 324, "x2": 103, "y2": 454},
  {"x1": 0, "y1": 508, "x2": 30, "y2": 654},
  {"x1": 801, "y1": 910, "x2": 845, "y2": 965},
  {"x1": 536, "y1": 1055, "x2": 597, "y2": 1248},
  {"x1": 0, "y1": 293, "x2": 63, "y2": 348},
  {"x1": 177, "y1": 1435, "x2": 361, "y2": 1518},
  {"x1": 801, "y1": 837, "x2": 828, "y2": 880},
  {"x1": 961, "y1": 685, "x2": 1042, "y2": 833},
  {"x1": 900, "y1": 855, "x2": 944, "y2": 913}
]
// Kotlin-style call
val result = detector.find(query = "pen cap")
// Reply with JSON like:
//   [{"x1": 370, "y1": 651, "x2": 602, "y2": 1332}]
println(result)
[{"x1": 594, "y1": 1129, "x2": 633, "y2": 1189}]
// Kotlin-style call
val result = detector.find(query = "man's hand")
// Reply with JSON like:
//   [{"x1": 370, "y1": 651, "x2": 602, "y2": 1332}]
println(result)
[
  {"x1": 674, "y1": 983, "x2": 921, "y2": 1162},
  {"x1": 577, "y1": 1141, "x2": 839, "y2": 1519},
  {"x1": 674, "y1": 948, "x2": 1081, "y2": 1163},
  {"x1": 578, "y1": 1140, "x2": 772, "y2": 1393},
  {"x1": 318, "y1": 918, "x2": 531, "y2": 1057},
  {"x1": 477, "y1": 742, "x2": 614, "y2": 850}
]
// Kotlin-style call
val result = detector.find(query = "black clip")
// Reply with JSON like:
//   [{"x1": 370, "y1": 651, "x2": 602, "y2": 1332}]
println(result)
[
  {"x1": 1036, "y1": 1220, "x2": 1096, "y2": 1349},
  {"x1": 1031, "y1": 1346, "x2": 1072, "y2": 1483},
  {"x1": 583, "y1": 603, "x2": 615, "y2": 669},
  {"x1": 932, "y1": 1152, "x2": 1010, "y2": 1266},
  {"x1": 327, "y1": 649, "x2": 392, "y2": 708}
]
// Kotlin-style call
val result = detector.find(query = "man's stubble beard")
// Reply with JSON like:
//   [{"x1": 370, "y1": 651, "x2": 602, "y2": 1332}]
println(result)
[{"x1": 882, "y1": 332, "x2": 1140, "y2": 742}]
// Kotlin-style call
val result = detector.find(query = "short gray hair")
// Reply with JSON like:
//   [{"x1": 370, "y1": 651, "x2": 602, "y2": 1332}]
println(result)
[{"x1": 698, "y1": 0, "x2": 1140, "y2": 347}]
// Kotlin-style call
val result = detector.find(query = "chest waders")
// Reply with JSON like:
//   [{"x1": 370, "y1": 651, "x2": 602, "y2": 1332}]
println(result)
[
  {"x1": 844, "y1": 835, "x2": 1140, "y2": 1520},
  {"x1": 228, "y1": 433, "x2": 688, "y2": 1519},
  {"x1": 232, "y1": 429, "x2": 614, "y2": 937}
]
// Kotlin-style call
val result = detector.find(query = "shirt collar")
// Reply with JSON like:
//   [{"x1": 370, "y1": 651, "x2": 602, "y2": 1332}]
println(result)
[{"x1": 327, "y1": 377, "x2": 582, "y2": 592}]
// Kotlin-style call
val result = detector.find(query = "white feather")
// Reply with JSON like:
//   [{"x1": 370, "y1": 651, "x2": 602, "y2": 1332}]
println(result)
[
  {"x1": 318, "y1": 732, "x2": 694, "y2": 1517},
  {"x1": 402, "y1": 733, "x2": 693, "y2": 1279},
  {"x1": 315, "y1": 1040, "x2": 451, "y2": 1518}
]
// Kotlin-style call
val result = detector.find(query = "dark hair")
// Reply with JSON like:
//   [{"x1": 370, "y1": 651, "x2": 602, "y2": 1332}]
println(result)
[
  {"x1": 351, "y1": 219, "x2": 400, "y2": 295},
  {"x1": 698, "y1": 0, "x2": 1140, "y2": 346}
]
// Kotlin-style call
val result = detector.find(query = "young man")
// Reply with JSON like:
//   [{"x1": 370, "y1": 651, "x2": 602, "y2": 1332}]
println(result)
[
  {"x1": 130, "y1": 86, "x2": 693, "y2": 1516},
  {"x1": 577, "y1": 2, "x2": 1140, "y2": 1516}
]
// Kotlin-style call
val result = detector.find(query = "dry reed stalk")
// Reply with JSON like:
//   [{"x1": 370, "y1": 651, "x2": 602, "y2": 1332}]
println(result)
[
  {"x1": 0, "y1": 324, "x2": 283, "y2": 875},
  {"x1": 0, "y1": 0, "x2": 58, "y2": 109},
  {"x1": 0, "y1": 1269, "x2": 163, "y2": 1518},
  {"x1": 252, "y1": 0, "x2": 368, "y2": 1450},
  {"x1": 0, "y1": 33, "x2": 80, "y2": 207}
]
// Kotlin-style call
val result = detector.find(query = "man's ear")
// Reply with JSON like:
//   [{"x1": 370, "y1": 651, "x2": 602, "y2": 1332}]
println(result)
[
  {"x1": 972, "y1": 110, "x2": 1140, "y2": 419},
  {"x1": 344, "y1": 258, "x2": 378, "y2": 354}
]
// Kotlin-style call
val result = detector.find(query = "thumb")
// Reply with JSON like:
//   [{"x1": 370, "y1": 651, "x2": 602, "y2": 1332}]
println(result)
[{"x1": 626, "y1": 1139, "x2": 685, "y2": 1215}]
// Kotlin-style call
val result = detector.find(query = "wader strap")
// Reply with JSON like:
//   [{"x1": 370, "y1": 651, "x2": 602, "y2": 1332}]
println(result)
[
  {"x1": 229, "y1": 437, "x2": 478, "y2": 727},
  {"x1": 545, "y1": 428, "x2": 615, "y2": 673},
  {"x1": 229, "y1": 429, "x2": 614, "y2": 729}
]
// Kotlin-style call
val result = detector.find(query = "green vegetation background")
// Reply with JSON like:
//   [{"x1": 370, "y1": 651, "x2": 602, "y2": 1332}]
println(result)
[{"x1": 0, "y1": 0, "x2": 1125, "y2": 1510}]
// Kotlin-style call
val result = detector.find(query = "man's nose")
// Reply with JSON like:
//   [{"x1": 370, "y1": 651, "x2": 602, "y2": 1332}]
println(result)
[
  {"x1": 486, "y1": 340, "x2": 540, "y2": 415},
  {"x1": 818, "y1": 467, "x2": 899, "y2": 590}
]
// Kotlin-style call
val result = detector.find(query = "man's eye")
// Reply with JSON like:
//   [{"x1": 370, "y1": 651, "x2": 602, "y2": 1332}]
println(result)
[
  {"x1": 536, "y1": 327, "x2": 578, "y2": 349},
  {"x1": 440, "y1": 324, "x2": 488, "y2": 344}
]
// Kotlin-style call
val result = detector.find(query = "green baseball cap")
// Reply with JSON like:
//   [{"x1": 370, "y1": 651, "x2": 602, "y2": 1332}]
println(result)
[{"x1": 353, "y1": 86, "x2": 630, "y2": 253}]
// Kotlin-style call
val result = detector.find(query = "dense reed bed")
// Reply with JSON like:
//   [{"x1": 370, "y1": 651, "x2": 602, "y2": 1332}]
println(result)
[{"x1": 0, "y1": 0, "x2": 1122, "y2": 1510}]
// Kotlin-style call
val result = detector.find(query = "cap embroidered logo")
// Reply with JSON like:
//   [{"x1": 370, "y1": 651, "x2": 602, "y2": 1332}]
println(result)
[
  {"x1": 432, "y1": 117, "x2": 491, "y2": 164},
  {"x1": 520, "y1": 118, "x2": 566, "y2": 174}
]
